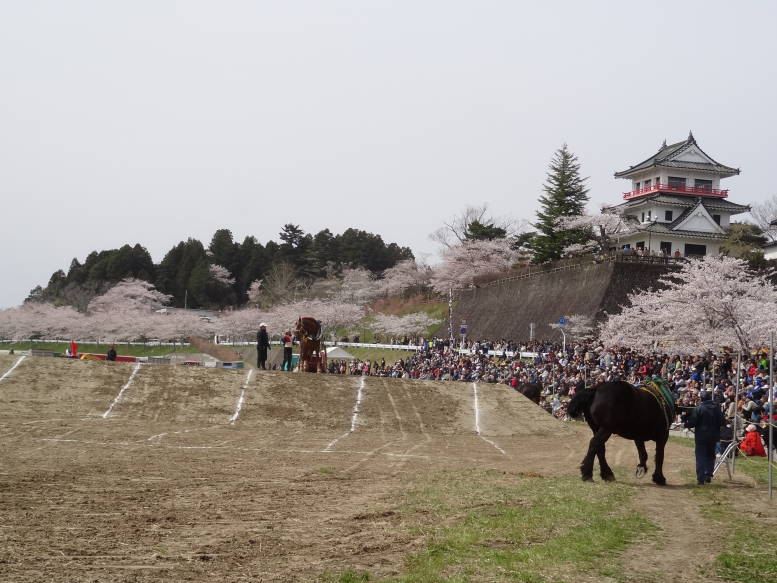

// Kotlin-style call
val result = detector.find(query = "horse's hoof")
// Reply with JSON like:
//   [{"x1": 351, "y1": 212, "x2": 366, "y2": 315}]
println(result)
[
  {"x1": 602, "y1": 473, "x2": 616, "y2": 482},
  {"x1": 582, "y1": 475, "x2": 594, "y2": 482},
  {"x1": 635, "y1": 466, "x2": 646, "y2": 478},
  {"x1": 652, "y1": 476, "x2": 667, "y2": 486}
]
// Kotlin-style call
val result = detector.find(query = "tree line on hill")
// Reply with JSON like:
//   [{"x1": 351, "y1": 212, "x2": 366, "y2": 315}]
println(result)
[
  {"x1": 26, "y1": 143, "x2": 777, "y2": 314},
  {"x1": 28, "y1": 225, "x2": 413, "y2": 311}
]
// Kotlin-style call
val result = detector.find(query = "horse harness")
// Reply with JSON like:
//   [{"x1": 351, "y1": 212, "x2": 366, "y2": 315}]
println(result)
[{"x1": 637, "y1": 378, "x2": 675, "y2": 430}]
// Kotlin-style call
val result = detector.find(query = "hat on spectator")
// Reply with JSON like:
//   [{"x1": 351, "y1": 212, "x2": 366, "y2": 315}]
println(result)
[
  {"x1": 259, "y1": 322, "x2": 267, "y2": 327},
  {"x1": 746, "y1": 424, "x2": 757, "y2": 432},
  {"x1": 699, "y1": 391, "x2": 712, "y2": 401}
]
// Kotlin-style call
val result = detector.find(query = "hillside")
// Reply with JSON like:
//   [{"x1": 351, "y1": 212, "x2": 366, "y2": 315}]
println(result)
[
  {"x1": 456, "y1": 259, "x2": 672, "y2": 339},
  {"x1": 0, "y1": 355, "x2": 767, "y2": 582}
]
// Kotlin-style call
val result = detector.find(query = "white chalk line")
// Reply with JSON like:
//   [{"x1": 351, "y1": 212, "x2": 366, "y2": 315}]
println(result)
[
  {"x1": 472, "y1": 383, "x2": 506, "y2": 455},
  {"x1": 0, "y1": 355, "x2": 27, "y2": 382},
  {"x1": 101, "y1": 363, "x2": 142, "y2": 419},
  {"x1": 344, "y1": 440, "x2": 403, "y2": 473},
  {"x1": 323, "y1": 375, "x2": 366, "y2": 452},
  {"x1": 146, "y1": 425, "x2": 222, "y2": 442},
  {"x1": 229, "y1": 369, "x2": 254, "y2": 424}
]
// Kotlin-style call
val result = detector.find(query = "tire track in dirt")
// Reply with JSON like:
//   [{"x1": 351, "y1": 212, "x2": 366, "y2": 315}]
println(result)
[
  {"x1": 381, "y1": 380, "x2": 426, "y2": 476},
  {"x1": 622, "y1": 482, "x2": 726, "y2": 582}
]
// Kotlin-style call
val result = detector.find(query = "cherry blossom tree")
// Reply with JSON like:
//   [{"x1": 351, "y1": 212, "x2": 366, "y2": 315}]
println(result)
[
  {"x1": 0, "y1": 303, "x2": 88, "y2": 341},
  {"x1": 599, "y1": 255, "x2": 777, "y2": 354},
  {"x1": 378, "y1": 259, "x2": 431, "y2": 296},
  {"x1": 212, "y1": 307, "x2": 271, "y2": 340},
  {"x1": 270, "y1": 299, "x2": 366, "y2": 333},
  {"x1": 430, "y1": 239, "x2": 520, "y2": 293},
  {"x1": 550, "y1": 314, "x2": 595, "y2": 339},
  {"x1": 210, "y1": 298, "x2": 367, "y2": 342},
  {"x1": 336, "y1": 267, "x2": 382, "y2": 304},
  {"x1": 556, "y1": 210, "x2": 638, "y2": 255},
  {"x1": 370, "y1": 312, "x2": 440, "y2": 337},
  {"x1": 88, "y1": 278, "x2": 171, "y2": 314},
  {"x1": 247, "y1": 279, "x2": 263, "y2": 306},
  {"x1": 84, "y1": 279, "x2": 173, "y2": 341},
  {"x1": 750, "y1": 194, "x2": 777, "y2": 243},
  {"x1": 208, "y1": 264, "x2": 235, "y2": 286}
]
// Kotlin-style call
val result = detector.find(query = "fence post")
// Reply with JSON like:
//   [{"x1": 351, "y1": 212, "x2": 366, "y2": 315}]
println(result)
[{"x1": 769, "y1": 332, "x2": 774, "y2": 500}]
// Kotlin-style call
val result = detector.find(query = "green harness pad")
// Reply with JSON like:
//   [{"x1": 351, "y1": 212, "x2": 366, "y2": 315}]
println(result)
[{"x1": 637, "y1": 377, "x2": 676, "y2": 431}]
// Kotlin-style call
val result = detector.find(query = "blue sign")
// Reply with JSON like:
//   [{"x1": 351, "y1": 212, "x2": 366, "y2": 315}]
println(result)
[
  {"x1": 460, "y1": 320, "x2": 468, "y2": 335},
  {"x1": 559, "y1": 316, "x2": 567, "y2": 327}
]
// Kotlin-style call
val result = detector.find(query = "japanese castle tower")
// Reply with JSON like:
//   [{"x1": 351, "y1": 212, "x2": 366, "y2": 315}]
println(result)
[{"x1": 605, "y1": 132, "x2": 749, "y2": 256}]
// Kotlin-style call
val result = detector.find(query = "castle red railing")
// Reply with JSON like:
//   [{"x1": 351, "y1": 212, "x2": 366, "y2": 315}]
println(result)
[{"x1": 623, "y1": 183, "x2": 728, "y2": 200}]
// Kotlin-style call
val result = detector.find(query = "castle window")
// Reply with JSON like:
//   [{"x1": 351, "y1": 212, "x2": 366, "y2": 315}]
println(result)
[
  {"x1": 668, "y1": 176, "x2": 686, "y2": 189},
  {"x1": 635, "y1": 181, "x2": 641, "y2": 190},
  {"x1": 713, "y1": 214, "x2": 721, "y2": 225},
  {"x1": 695, "y1": 179, "x2": 713, "y2": 191},
  {"x1": 641, "y1": 212, "x2": 645, "y2": 222},
  {"x1": 644, "y1": 179, "x2": 651, "y2": 188},
  {"x1": 665, "y1": 210, "x2": 673, "y2": 221}
]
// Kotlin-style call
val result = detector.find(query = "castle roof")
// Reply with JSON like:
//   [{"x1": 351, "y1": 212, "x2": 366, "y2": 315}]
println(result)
[{"x1": 614, "y1": 132, "x2": 740, "y2": 179}]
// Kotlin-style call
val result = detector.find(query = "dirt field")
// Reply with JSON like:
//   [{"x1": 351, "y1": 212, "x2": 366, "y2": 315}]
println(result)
[{"x1": 0, "y1": 355, "x2": 773, "y2": 582}]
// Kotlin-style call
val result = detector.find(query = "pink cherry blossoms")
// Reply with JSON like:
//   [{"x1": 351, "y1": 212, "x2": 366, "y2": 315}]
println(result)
[
  {"x1": 430, "y1": 239, "x2": 519, "y2": 293},
  {"x1": 600, "y1": 255, "x2": 777, "y2": 354}
]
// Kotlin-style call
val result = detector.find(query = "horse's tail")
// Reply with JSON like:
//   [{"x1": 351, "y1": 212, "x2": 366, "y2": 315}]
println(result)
[{"x1": 567, "y1": 386, "x2": 596, "y2": 419}]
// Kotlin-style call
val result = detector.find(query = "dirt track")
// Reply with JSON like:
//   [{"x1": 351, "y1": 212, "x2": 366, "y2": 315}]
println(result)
[{"x1": 0, "y1": 355, "x2": 766, "y2": 581}]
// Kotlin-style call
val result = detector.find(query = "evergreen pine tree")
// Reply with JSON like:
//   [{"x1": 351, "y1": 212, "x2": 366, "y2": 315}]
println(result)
[{"x1": 530, "y1": 144, "x2": 590, "y2": 263}]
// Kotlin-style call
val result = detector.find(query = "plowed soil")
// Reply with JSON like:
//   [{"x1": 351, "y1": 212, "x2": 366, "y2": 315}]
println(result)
[{"x1": 0, "y1": 355, "x2": 766, "y2": 582}]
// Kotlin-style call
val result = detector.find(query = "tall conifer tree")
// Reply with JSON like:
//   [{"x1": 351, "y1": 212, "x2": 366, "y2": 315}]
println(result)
[{"x1": 530, "y1": 144, "x2": 590, "y2": 263}]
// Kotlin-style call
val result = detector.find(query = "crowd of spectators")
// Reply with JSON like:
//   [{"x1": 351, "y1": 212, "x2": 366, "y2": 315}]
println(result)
[{"x1": 327, "y1": 336, "x2": 777, "y2": 443}]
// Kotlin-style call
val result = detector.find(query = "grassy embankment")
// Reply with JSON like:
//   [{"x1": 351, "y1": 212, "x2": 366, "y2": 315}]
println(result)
[
  {"x1": 320, "y1": 470, "x2": 656, "y2": 582},
  {"x1": 669, "y1": 436, "x2": 777, "y2": 582}
]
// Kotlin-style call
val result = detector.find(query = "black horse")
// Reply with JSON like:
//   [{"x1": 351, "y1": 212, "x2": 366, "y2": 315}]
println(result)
[
  {"x1": 515, "y1": 381, "x2": 542, "y2": 404},
  {"x1": 567, "y1": 379, "x2": 672, "y2": 485}
]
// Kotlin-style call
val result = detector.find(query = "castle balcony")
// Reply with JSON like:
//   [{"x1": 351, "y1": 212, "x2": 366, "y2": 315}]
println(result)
[{"x1": 623, "y1": 183, "x2": 728, "y2": 200}]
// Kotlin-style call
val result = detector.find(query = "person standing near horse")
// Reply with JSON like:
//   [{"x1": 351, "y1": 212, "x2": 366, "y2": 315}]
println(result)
[
  {"x1": 684, "y1": 390, "x2": 725, "y2": 485},
  {"x1": 282, "y1": 330, "x2": 294, "y2": 371},
  {"x1": 256, "y1": 323, "x2": 271, "y2": 370}
]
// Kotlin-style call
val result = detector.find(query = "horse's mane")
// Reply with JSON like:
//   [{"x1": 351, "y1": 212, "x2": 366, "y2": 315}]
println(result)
[{"x1": 296, "y1": 316, "x2": 323, "y2": 341}]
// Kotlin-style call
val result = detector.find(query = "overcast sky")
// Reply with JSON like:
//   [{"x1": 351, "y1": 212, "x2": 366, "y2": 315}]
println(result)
[{"x1": 2, "y1": 0, "x2": 776, "y2": 308}]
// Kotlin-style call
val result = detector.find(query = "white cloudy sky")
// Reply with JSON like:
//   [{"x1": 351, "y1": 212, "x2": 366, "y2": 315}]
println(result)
[{"x1": 2, "y1": 0, "x2": 776, "y2": 307}]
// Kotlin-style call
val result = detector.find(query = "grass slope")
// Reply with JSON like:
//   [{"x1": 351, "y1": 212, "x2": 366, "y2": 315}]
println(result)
[{"x1": 321, "y1": 470, "x2": 655, "y2": 582}]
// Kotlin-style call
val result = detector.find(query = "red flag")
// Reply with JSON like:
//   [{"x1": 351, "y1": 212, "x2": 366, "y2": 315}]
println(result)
[{"x1": 70, "y1": 340, "x2": 78, "y2": 357}]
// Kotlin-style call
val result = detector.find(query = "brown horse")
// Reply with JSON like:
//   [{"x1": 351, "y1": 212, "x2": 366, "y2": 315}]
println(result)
[{"x1": 295, "y1": 317, "x2": 325, "y2": 372}]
